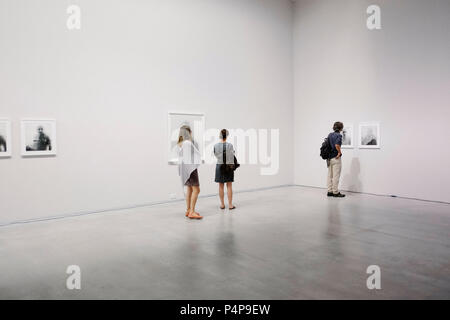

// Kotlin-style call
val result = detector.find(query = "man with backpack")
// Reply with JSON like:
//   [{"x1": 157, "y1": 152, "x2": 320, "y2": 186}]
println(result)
[{"x1": 321, "y1": 122, "x2": 346, "y2": 198}]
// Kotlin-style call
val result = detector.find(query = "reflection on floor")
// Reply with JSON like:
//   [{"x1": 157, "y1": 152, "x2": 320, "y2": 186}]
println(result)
[{"x1": 0, "y1": 186, "x2": 449, "y2": 299}]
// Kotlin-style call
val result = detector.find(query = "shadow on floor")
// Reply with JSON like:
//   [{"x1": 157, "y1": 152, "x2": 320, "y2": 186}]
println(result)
[{"x1": 342, "y1": 157, "x2": 362, "y2": 192}]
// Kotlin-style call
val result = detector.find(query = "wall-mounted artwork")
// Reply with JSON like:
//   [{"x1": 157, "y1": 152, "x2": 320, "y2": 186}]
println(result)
[
  {"x1": 341, "y1": 124, "x2": 354, "y2": 149},
  {"x1": 168, "y1": 112, "x2": 205, "y2": 164},
  {"x1": 0, "y1": 119, "x2": 12, "y2": 158},
  {"x1": 359, "y1": 122, "x2": 380, "y2": 149},
  {"x1": 21, "y1": 119, "x2": 57, "y2": 156}
]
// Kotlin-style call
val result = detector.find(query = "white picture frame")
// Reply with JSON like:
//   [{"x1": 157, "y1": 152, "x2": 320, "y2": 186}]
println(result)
[
  {"x1": 359, "y1": 122, "x2": 380, "y2": 149},
  {"x1": 167, "y1": 112, "x2": 205, "y2": 165},
  {"x1": 21, "y1": 119, "x2": 57, "y2": 156},
  {"x1": 341, "y1": 123, "x2": 354, "y2": 149},
  {"x1": 0, "y1": 119, "x2": 12, "y2": 158}
]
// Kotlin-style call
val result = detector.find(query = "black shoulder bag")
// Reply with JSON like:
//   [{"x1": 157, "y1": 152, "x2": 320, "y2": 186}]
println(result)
[{"x1": 221, "y1": 143, "x2": 240, "y2": 174}]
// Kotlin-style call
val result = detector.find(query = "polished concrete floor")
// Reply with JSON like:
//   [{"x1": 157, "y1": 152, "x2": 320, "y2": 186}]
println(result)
[{"x1": 0, "y1": 186, "x2": 449, "y2": 299}]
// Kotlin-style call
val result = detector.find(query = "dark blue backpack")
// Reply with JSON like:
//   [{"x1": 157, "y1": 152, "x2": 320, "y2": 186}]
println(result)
[{"x1": 320, "y1": 134, "x2": 332, "y2": 160}]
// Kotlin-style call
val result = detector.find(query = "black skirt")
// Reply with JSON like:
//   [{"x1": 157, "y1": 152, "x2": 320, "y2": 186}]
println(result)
[
  {"x1": 215, "y1": 164, "x2": 234, "y2": 183},
  {"x1": 185, "y1": 169, "x2": 200, "y2": 186}
]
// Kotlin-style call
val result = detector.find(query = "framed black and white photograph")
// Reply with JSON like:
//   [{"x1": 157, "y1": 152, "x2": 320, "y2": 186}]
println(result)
[
  {"x1": 0, "y1": 119, "x2": 12, "y2": 158},
  {"x1": 168, "y1": 112, "x2": 205, "y2": 165},
  {"x1": 21, "y1": 119, "x2": 57, "y2": 156},
  {"x1": 359, "y1": 122, "x2": 380, "y2": 149},
  {"x1": 341, "y1": 123, "x2": 354, "y2": 149}
]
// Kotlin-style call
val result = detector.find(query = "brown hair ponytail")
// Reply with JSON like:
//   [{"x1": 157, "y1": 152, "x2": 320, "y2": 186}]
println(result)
[{"x1": 220, "y1": 129, "x2": 229, "y2": 140}]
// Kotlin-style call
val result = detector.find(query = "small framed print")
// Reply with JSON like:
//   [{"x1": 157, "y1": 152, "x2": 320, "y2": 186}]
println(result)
[
  {"x1": 168, "y1": 112, "x2": 205, "y2": 165},
  {"x1": 341, "y1": 123, "x2": 354, "y2": 149},
  {"x1": 21, "y1": 119, "x2": 57, "y2": 156},
  {"x1": 359, "y1": 122, "x2": 380, "y2": 149},
  {"x1": 0, "y1": 119, "x2": 12, "y2": 157}
]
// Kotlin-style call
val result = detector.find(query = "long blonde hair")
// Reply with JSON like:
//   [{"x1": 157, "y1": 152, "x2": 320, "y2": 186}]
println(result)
[{"x1": 177, "y1": 125, "x2": 192, "y2": 145}]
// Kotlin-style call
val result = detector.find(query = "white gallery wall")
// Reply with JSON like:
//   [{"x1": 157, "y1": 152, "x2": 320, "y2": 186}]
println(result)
[
  {"x1": 293, "y1": 0, "x2": 450, "y2": 202},
  {"x1": 0, "y1": 0, "x2": 294, "y2": 224},
  {"x1": 1, "y1": 0, "x2": 449, "y2": 225}
]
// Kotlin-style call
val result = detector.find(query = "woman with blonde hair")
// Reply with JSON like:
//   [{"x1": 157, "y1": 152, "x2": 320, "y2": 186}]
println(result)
[{"x1": 177, "y1": 125, "x2": 203, "y2": 219}]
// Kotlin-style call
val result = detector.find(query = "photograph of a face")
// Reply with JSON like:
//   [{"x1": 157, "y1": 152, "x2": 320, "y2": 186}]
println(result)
[
  {"x1": 168, "y1": 112, "x2": 205, "y2": 164},
  {"x1": 0, "y1": 119, "x2": 12, "y2": 157},
  {"x1": 341, "y1": 124, "x2": 354, "y2": 149},
  {"x1": 359, "y1": 122, "x2": 380, "y2": 149},
  {"x1": 21, "y1": 119, "x2": 57, "y2": 156}
]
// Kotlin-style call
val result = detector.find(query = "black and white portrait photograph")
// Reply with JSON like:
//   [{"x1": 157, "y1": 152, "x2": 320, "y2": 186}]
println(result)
[
  {"x1": 359, "y1": 122, "x2": 380, "y2": 149},
  {"x1": 21, "y1": 119, "x2": 57, "y2": 156},
  {"x1": 168, "y1": 112, "x2": 205, "y2": 164},
  {"x1": 0, "y1": 119, "x2": 12, "y2": 157},
  {"x1": 341, "y1": 124, "x2": 354, "y2": 148}
]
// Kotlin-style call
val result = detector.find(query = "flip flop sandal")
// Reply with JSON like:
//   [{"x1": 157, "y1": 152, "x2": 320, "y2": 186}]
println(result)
[
  {"x1": 188, "y1": 213, "x2": 203, "y2": 220},
  {"x1": 220, "y1": 206, "x2": 225, "y2": 210},
  {"x1": 229, "y1": 206, "x2": 236, "y2": 210}
]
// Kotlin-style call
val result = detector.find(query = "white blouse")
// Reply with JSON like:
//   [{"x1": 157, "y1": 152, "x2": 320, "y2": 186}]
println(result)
[{"x1": 178, "y1": 140, "x2": 201, "y2": 185}]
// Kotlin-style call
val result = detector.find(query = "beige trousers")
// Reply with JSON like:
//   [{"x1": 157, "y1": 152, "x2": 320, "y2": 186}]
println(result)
[{"x1": 327, "y1": 157, "x2": 342, "y2": 194}]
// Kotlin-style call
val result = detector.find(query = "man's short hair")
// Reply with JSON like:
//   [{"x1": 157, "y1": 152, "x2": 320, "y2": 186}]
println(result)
[{"x1": 333, "y1": 122, "x2": 344, "y2": 132}]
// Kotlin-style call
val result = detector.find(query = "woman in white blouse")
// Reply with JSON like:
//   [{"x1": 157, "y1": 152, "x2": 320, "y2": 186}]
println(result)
[{"x1": 177, "y1": 125, "x2": 203, "y2": 220}]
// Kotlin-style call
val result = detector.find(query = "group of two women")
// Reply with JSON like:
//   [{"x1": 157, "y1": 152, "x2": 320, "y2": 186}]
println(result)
[{"x1": 177, "y1": 127, "x2": 236, "y2": 220}]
